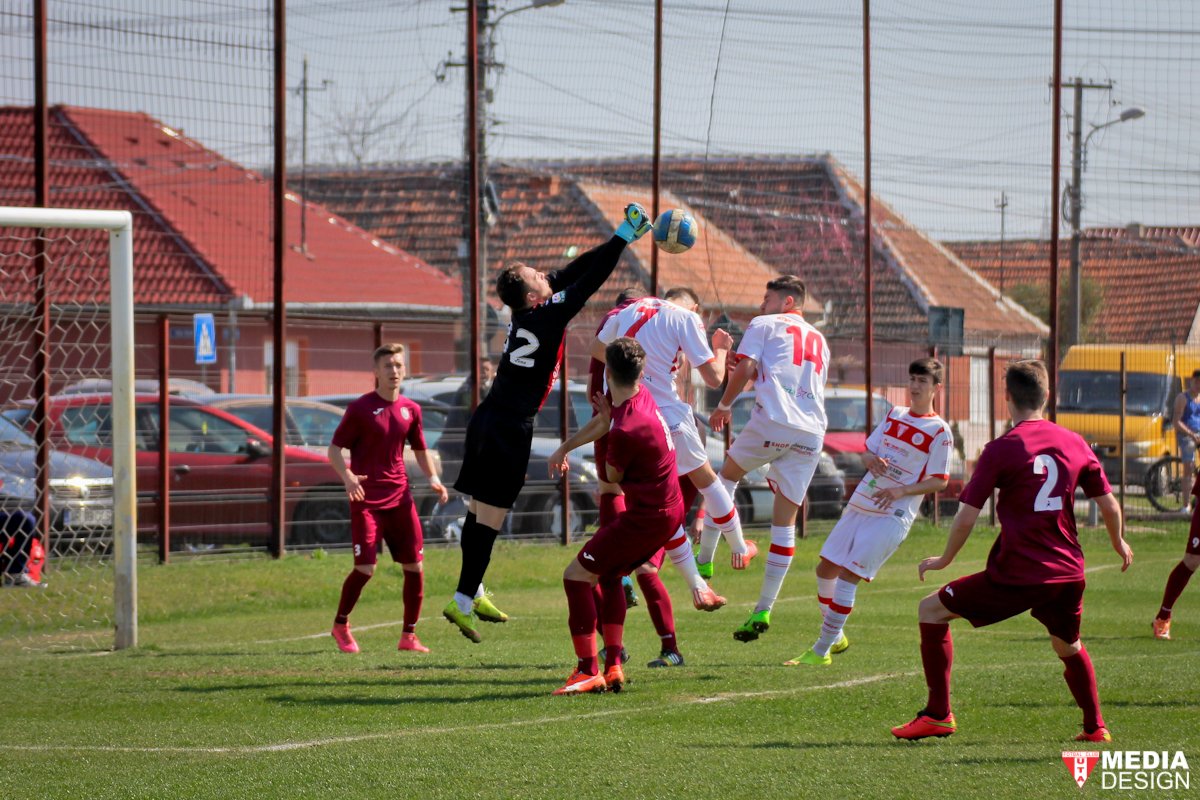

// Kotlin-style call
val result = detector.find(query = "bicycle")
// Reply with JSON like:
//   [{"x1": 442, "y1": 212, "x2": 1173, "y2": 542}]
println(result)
[{"x1": 1144, "y1": 455, "x2": 1190, "y2": 513}]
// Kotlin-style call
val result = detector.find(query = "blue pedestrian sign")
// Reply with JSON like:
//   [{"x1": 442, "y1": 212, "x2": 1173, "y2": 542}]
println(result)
[{"x1": 193, "y1": 313, "x2": 217, "y2": 365}]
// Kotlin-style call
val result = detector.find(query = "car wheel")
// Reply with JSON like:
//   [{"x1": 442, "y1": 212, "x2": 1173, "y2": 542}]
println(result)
[
  {"x1": 294, "y1": 496, "x2": 350, "y2": 545},
  {"x1": 735, "y1": 487, "x2": 754, "y2": 525},
  {"x1": 529, "y1": 491, "x2": 594, "y2": 539}
]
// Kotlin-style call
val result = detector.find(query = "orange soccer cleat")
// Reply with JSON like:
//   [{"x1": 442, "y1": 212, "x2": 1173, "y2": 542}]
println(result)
[
  {"x1": 891, "y1": 712, "x2": 957, "y2": 740},
  {"x1": 604, "y1": 664, "x2": 626, "y2": 693},
  {"x1": 331, "y1": 622, "x2": 360, "y2": 654},
  {"x1": 1152, "y1": 617, "x2": 1172, "y2": 640},
  {"x1": 552, "y1": 669, "x2": 607, "y2": 696},
  {"x1": 398, "y1": 632, "x2": 430, "y2": 653},
  {"x1": 692, "y1": 585, "x2": 727, "y2": 612},
  {"x1": 1075, "y1": 727, "x2": 1113, "y2": 743},
  {"x1": 731, "y1": 539, "x2": 758, "y2": 570}
]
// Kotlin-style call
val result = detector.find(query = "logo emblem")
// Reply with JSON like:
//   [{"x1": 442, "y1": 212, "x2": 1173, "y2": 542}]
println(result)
[
  {"x1": 373, "y1": 407, "x2": 385, "y2": 416},
  {"x1": 1062, "y1": 751, "x2": 1100, "y2": 788},
  {"x1": 582, "y1": 552, "x2": 596, "y2": 562},
  {"x1": 400, "y1": 407, "x2": 411, "y2": 420}
]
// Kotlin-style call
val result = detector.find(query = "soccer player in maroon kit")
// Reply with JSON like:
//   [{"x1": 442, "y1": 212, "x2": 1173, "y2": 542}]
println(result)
[
  {"x1": 892, "y1": 360, "x2": 1133, "y2": 742},
  {"x1": 549, "y1": 337, "x2": 689, "y2": 694},
  {"x1": 1153, "y1": 472, "x2": 1200, "y2": 640},
  {"x1": 327, "y1": 344, "x2": 449, "y2": 654}
]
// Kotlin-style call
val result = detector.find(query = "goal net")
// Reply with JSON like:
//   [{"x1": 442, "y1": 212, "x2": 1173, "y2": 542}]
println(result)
[{"x1": 0, "y1": 206, "x2": 136, "y2": 651}]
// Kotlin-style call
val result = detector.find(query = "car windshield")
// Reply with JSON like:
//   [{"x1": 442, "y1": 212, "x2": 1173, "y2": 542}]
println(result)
[
  {"x1": 290, "y1": 405, "x2": 343, "y2": 447},
  {"x1": 1058, "y1": 371, "x2": 1172, "y2": 416},
  {"x1": 0, "y1": 415, "x2": 34, "y2": 448},
  {"x1": 825, "y1": 396, "x2": 891, "y2": 432}
]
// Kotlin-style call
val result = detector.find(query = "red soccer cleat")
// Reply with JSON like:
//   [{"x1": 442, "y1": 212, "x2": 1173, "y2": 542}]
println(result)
[
  {"x1": 398, "y1": 632, "x2": 430, "y2": 653},
  {"x1": 1075, "y1": 727, "x2": 1112, "y2": 743},
  {"x1": 604, "y1": 664, "x2": 626, "y2": 693},
  {"x1": 331, "y1": 622, "x2": 359, "y2": 654},
  {"x1": 1152, "y1": 617, "x2": 1171, "y2": 640},
  {"x1": 692, "y1": 585, "x2": 727, "y2": 612},
  {"x1": 552, "y1": 669, "x2": 607, "y2": 696},
  {"x1": 731, "y1": 539, "x2": 758, "y2": 570},
  {"x1": 891, "y1": 712, "x2": 957, "y2": 740}
]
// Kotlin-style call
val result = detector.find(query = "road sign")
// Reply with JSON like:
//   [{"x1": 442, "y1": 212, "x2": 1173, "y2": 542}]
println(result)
[{"x1": 194, "y1": 313, "x2": 217, "y2": 365}]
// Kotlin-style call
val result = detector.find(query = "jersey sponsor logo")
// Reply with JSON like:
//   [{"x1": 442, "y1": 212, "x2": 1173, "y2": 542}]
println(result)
[{"x1": 883, "y1": 418, "x2": 934, "y2": 453}]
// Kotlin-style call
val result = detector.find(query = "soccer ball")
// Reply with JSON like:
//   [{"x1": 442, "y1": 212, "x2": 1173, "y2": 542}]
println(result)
[{"x1": 652, "y1": 209, "x2": 698, "y2": 254}]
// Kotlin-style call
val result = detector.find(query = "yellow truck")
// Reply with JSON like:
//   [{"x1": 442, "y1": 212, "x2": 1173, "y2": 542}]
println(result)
[{"x1": 1056, "y1": 344, "x2": 1200, "y2": 486}]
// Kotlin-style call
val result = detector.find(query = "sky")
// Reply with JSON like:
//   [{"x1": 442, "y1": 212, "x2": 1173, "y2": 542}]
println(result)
[{"x1": 0, "y1": 0, "x2": 1195, "y2": 243}]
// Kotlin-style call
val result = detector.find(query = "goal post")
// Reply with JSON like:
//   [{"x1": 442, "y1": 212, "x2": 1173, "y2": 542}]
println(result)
[{"x1": 0, "y1": 206, "x2": 137, "y2": 649}]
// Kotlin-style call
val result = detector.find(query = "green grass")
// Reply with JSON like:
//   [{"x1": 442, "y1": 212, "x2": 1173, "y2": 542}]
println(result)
[{"x1": 2, "y1": 520, "x2": 1198, "y2": 799}]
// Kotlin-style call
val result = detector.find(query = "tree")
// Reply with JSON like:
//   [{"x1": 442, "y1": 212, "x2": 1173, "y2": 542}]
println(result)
[{"x1": 1008, "y1": 275, "x2": 1104, "y2": 346}]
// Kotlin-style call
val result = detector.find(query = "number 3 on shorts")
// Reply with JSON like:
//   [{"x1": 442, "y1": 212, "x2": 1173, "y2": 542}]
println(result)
[
  {"x1": 354, "y1": 543, "x2": 361, "y2": 557},
  {"x1": 1033, "y1": 453, "x2": 1063, "y2": 512}
]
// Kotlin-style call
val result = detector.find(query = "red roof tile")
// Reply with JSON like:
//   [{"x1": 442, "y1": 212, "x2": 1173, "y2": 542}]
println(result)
[
  {"x1": 1087, "y1": 225, "x2": 1200, "y2": 249},
  {"x1": 947, "y1": 238, "x2": 1200, "y2": 344}
]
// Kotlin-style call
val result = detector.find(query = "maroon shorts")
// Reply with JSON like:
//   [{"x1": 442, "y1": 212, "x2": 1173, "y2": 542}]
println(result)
[
  {"x1": 350, "y1": 494, "x2": 423, "y2": 566},
  {"x1": 577, "y1": 505, "x2": 684, "y2": 577},
  {"x1": 938, "y1": 571, "x2": 1085, "y2": 643},
  {"x1": 1187, "y1": 504, "x2": 1200, "y2": 556}
]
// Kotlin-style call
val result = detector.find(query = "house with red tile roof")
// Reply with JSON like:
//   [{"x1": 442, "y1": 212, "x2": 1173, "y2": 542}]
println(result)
[
  {"x1": 948, "y1": 233, "x2": 1200, "y2": 345},
  {"x1": 0, "y1": 106, "x2": 462, "y2": 396}
]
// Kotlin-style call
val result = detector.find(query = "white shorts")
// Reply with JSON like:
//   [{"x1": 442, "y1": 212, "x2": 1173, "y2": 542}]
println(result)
[
  {"x1": 818, "y1": 508, "x2": 910, "y2": 582},
  {"x1": 668, "y1": 412, "x2": 709, "y2": 475},
  {"x1": 727, "y1": 413, "x2": 823, "y2": 506}
]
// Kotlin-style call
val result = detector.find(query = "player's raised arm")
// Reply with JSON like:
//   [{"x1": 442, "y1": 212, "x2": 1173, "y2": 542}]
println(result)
[{"x1": 547, "y1": 204, "x2": 652, "y2": 316}]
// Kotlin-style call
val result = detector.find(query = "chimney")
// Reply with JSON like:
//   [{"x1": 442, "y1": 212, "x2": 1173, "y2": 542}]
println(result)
[
  {"x1": 1125, "y1": 222, "x2": 1145, "y2": 239},
  {"x1": 530, "y1": 174, "x2": 560, "y2": 196}
]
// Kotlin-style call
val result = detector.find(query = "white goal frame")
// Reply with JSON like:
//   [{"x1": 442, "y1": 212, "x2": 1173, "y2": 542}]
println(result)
[{"x1": 0, "y1": 206, "x2": 137, "y2": 649}]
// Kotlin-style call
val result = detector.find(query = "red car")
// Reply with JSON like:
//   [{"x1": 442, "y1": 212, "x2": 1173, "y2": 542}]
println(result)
[{"x1": 4, "y1": 394, "x2": 347, "y2": 546}]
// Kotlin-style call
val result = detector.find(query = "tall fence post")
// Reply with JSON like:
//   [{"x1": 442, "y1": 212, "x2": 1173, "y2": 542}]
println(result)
[
  {"x1": 158, "y1": 315, "x2": 171, "y2": 563},
  {"x1": 988, "y1": 346, "x2": 997, "y2": 526},
  {"x1": 1119, "y1": 351, "x2": 1127, "y2": 515}
]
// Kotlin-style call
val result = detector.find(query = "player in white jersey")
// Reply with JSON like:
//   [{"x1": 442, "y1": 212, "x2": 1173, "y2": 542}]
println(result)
[
  {"x1": 594, "y1": 286, "x2": 756, "y2": 579},
  {"x1": 787, "y1": 357, "x2": 951, "y2": 665},
  {"x1": 709, "y1": 276, "x2": 830, "y2": 643}
]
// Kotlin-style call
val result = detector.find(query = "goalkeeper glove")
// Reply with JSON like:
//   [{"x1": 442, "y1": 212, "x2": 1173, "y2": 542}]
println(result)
[{"x1": 615, "y1": 202, "x2": 653, "y2": 242}]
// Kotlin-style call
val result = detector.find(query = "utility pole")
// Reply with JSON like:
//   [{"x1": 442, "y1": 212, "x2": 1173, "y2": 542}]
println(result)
[
  {"x1": 1059, "y1": 77, "x2": 1113, "y2": 347},
  {"x1": 291, "y1": 56, "x2": 331, "y2": 254},
  {"x1": 995, "y1": 191, "x2": 1008, "y2": 293}
]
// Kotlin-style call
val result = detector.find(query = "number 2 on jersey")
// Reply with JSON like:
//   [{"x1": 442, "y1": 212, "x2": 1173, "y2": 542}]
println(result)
[
  {"x1": 1032, "y1": 453, "x2": 1063, "y2": 512},
  {"x1": 508, "y1": 327, "x2": 540, "y2": 368},
  {"x1": 785, "y1": 325, "x2": 824, "y2": 374}
]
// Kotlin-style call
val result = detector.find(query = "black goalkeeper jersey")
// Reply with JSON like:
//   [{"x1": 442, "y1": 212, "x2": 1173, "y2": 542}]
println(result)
[{"x1": 485, "y1": 236, "x2": 626, "y2": 418}]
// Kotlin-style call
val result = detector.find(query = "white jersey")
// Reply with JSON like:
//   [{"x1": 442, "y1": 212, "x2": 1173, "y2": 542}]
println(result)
[
  {"x1": 736, "y1": 311, "x2": 829, "y2": 435},
  {"x1": 598, "y1": 297, "x2": 714, "y2": 424},
  {"x1": 847, "y1": 406, "x2": 952, "y2": 526}
]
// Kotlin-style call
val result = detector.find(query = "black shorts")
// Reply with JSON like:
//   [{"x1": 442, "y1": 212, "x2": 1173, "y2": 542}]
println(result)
[{"x1": 453, "y1": 399, "x2": 535, "y2": 509}]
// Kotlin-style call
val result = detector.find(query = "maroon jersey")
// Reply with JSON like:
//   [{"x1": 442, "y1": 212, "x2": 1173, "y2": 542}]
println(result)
[
  {"x1": 605, "y1": 386, "x2": 683, "y2": 515},
  {"x1": 959, "y1": 418, "x2": 1111, "y2": 585},
  {"x1": 331, "y1": 392, "x2": 428, "y2": 509}
]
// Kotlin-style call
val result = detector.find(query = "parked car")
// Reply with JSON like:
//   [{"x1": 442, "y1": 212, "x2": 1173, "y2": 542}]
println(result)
[
  {"x1": 59, "y1": 377, "x2": 215, "y2": 396},
  {"x1": 0, "y1": 415, "x2": 114, "y2": 554},
  {"x1": 4, "y1": 394, "x2": 345, "y2": 547}
]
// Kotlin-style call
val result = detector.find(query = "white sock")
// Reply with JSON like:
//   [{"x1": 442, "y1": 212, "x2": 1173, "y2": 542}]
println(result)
[
  {"x1": 453, "y1": 591, "x2": 474, "y2": 615},
  {"x1": 700, "y1": 478, "x2": 746, "y2": 554},
  {"x1": 665, "y1": 527, "x2": 707, "y2": 592},
  {"x1": 697, "y1": 523, "x2": 721, "y2": 565},
  {"x1": 813, "y1": 578, "x2": 857, "y2": 656},
  {"x1": 474, "y1": 583, "x2": 486, "y2": 600},
  {"x1": 755, "y1": 525, "x2": 795, "y2": 613},
  {"x1": 817, "y1": 576, "x2": 838, "y2": 613}
]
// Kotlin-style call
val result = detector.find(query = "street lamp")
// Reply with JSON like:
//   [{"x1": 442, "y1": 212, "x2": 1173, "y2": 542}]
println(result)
[{"x1": 1065, "y1": 103, "x2": 1145, "y2": 346}]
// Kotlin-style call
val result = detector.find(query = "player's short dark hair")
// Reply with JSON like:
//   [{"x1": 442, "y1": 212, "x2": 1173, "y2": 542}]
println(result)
[
  {"x1": 765, "y1": 275, "x2": 806, "y2": 306},
  {"x1": 1191, "y1": 368, "x2": 1200, "y2": 379},
  {"x1": 373, "y1": 343, "x2": 406, "y2": 364},
  {"x1": 664, "y1": 286, "x2": 700, "y2": 308},
  {"x1": 497, "y1": 262, "x2": 531, "y2": 310},
  {"x1": 615, "y1": 286, "x2": 645, "y2": 305},
  {"x1": 909, "y1": 357, "x2": 943, "y2": 385},
  {"x1": 1006, "y1": 359, "x2": 1049, "y2": 411},
  {"x1": 606, "y1": 337, "x2": 645, "y2": 387}
]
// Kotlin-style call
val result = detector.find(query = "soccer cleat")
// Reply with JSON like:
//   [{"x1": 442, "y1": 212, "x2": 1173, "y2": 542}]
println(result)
[
  {"x1": 647, "y1": 650, "x2": 685, "y2": 668},
  {"x1": 692, "y1": 585, "x2": 727, "y2": 612},
  {"x1": 731, "y1": 539, "x2": 758, "y2": 570},
  {"x1": 397, "y1": 632, "x2": 430, "y2": 653},
  {"x1": 1075, "y1": 727, "x2": 1113, "y2": 743},
  {"x1": 830, "y1": 632, "x2": 851, "y2": 654},
  {"x1": 552, "y1": 669, "x2": 607, "y2": 696},
  {"x1": 330, "y1": 622, "x2": 359, "y2": 654},
  {"x1": 604, "y1": 664, "x2": 627, "y2": 693},
  {"x1": 442, "y1": 600, "x2": 482, "y2": 643},
  {"x1": 783, "y1": 648, "x2": 831, "y2": 666},
  {"x1": 622, "y1": 576, "x2": 640, "y2": 608},
  {"x1": 1152, "y1": 617, "x2": 1172, "y2": 640},
  {"x1": 732, "y1": 609, "x2": 771, "y2": 642},
  {"x1": 696, "y1": 559, "x2": 715, "y2": 580},
  {"x1": 473, "y1": 593, "x2": 509, "y2": 623},
  {"x1": 615, "y1": 202, "x2": 653, "y2": 242},
  {"x1": 891, "y1": 711, "x2": 957, "y2": 740}
]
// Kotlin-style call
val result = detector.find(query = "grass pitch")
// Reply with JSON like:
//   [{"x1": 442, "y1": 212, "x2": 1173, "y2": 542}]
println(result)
[{"x1": 1, "y1": 519, "x2": 1197, "y2": 799}]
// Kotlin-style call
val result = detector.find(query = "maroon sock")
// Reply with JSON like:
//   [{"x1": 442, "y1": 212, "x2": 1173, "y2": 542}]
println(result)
[
  {"x1": 592, "y1": 584, "x2": 605, "y2": 634},
  {"x1": 564, "y1": 578, "x2": 599, "y2": 674},
  {"x1": 637, "y1": 571, "x2": 677, "y2": 653},
  {"x1": 679, "y1": 476, "x2": 700, "y2": 517},
  {"x1": 1061, "y1": 647, "x2": 1104, "y2": 733},
  {"x1": 919, "y1": 622, "x2": 953, "y2": 719},
  {"x1": 1158, "y1": 561, "x2": 1196, "y2": 620},
  {"x1": 335, "y1": 569, "x2": 372, "y2": 624},
  {"x1": 598, "y1": 573, "x2": 628, "y2": 670},
  {"x1": 402, "y1": 569, "x2": 424, "y2": 634}
]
